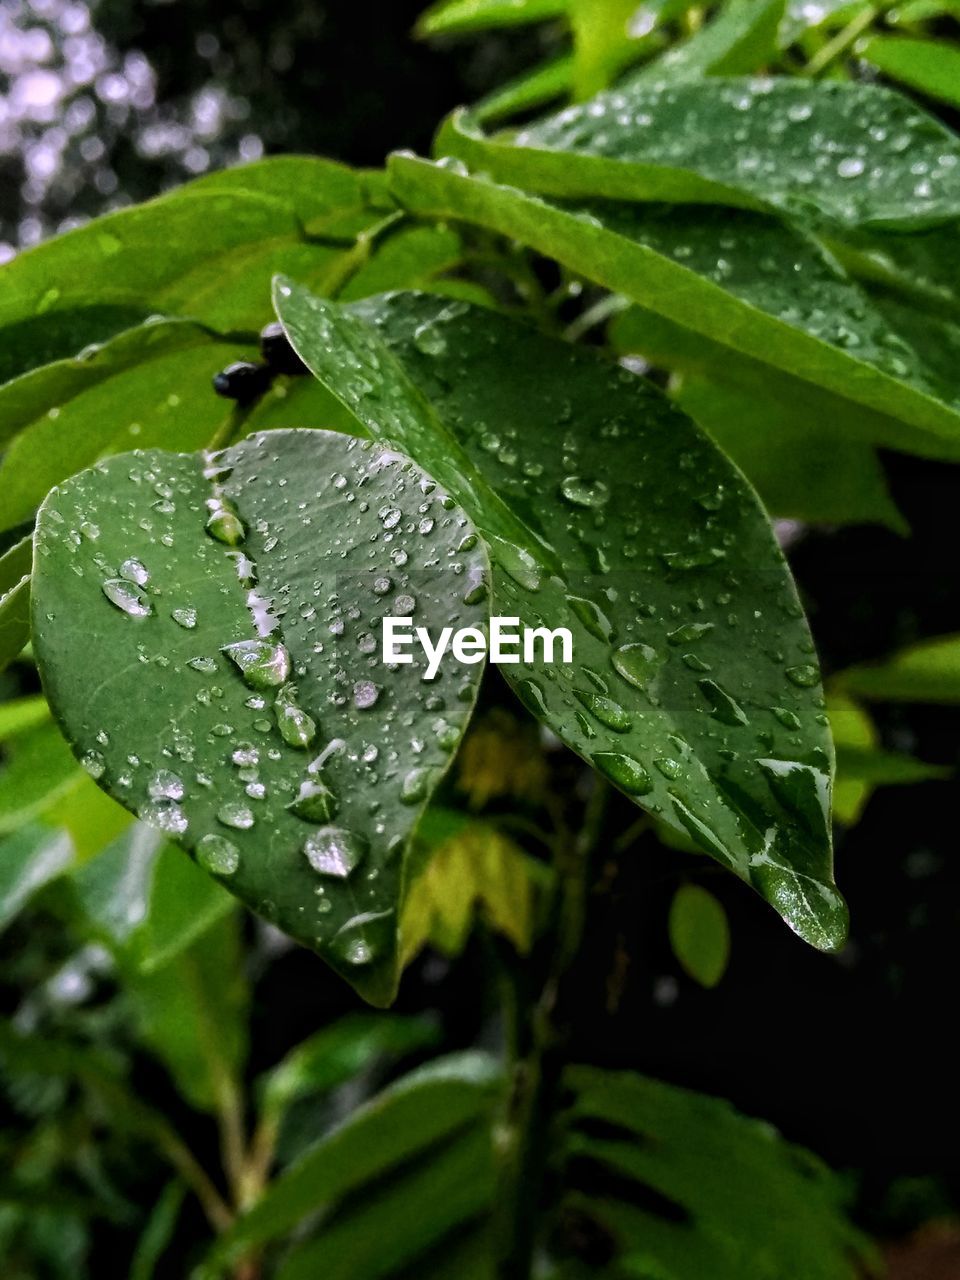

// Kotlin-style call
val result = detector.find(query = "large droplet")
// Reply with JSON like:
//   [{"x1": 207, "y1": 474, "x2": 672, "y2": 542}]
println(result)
[
  {"x1": 303, "y1": 826, "x2": 365, "y2": 878},
  {"x1": 196, "y1": 832, "x2": 240, "y2": 876},
  {"x1": 611, "y1": 642, "x2": 660, "y2": 691},
  {"x1": 217, "y1": 801, "x2": 255, "y2": 830},
  {"x1": 119, "y1": 558, "x2": 149, "y2": 585},
  {"x1": 488, "y1": 535, "x2": 541, "y2": 592},
  {"x1": 592, "y1": 751, "x2": 652, "y2": 794},
  {"x1": 566, "y1": 595, "x2": 613, "y2": 642},
  {"x1": 222, "y1": 639, "x2": 290, "y2": 689},
  {"x1": 148, "y1": 769, "x2": 184, "y2": 801},
  {"x1": 205, "y1": 496, "x2": 245, "y2": 546},
  {"x1": 288, "y1": 777, "x2": 338, "y2": 822},
  {"x1": 102, "y1": 579, "x2": 152, "y2": 617},
  {"x1": 275, "y1": 686, "x2": 317, "y2": 749},
  {"x1": 575, "y1": 690, "x2": 631, "y2": 733},
  {"x1": 560, "y1": 475, "x2": 610, "y2": 508},
  {"x1": 399, "y1": 767, "x2": 429, "y2": 805},
  {"x1": 785, "y1": 663, "x2": 819, "y2": 688},
  {"x1": 353, "y1": 680, "x2": 380, "y2": 710},
  {"x1": 698, "y1": 678, "x2": 748, "y2": 726},
  {"x1": 667, "y1": 622, "x2": 714, "y2": 646}
]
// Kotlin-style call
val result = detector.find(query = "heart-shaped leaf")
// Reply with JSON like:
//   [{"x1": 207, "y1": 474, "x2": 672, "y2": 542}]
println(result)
[
  {"x1": 274, "y1": 281, "x2": 848, "y2": 952},
  {"x1": 32, "y1": 429, "x2": 489, "y2": 1003}
]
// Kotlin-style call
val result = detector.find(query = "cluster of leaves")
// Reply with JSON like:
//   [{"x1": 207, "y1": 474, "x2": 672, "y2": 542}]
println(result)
[{"x1": 0, "y1": 0, "x2": 958, "y2": 1275}]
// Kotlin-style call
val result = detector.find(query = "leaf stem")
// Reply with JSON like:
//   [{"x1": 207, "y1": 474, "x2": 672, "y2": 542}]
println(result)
[
  {"x1": 802, "y1": 5, "x2": 877, "y2": 77},
  {"x1": 494, "y1": 779, "x2": 608, "y2": 1279}
]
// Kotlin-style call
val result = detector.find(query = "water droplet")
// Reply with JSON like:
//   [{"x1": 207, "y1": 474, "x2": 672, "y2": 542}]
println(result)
[
  {"x1": 217, "y1": 802, "x2": 255, "y2": 830},
  {"x1": 140, "y1": 800, "x2": 188, "y2": 835},
  {"x1": 275, "y1": 687, "x2": 317, "y2": 749},
  {"x1": 698, "y1": 678, "x2": 748, "y2": 726},
  {"x1": 148, "y1": 769, "x2": 184, "y2": 801},
  {"x1": 413, "y1": 321, "x2": 447, "y2": 356},
  {"x1": 288, "y1": 778, "x2": 338, "y2": 822},
  {"x1": 81, "y1": 749, "x2": 106, "y2": 780},
  {"x1": 611, "y1": 642, "x2": 660, "y2": 690},
  {"x1": 566, "y1": 595, "x2": 613, "y2": 642},
  {"x1": 196, "y1": 833, "x2": 240, "y2": 876},
  {"x1": 575, "y1": 690, "x2": 631, "y2": 733},
  {"x1": 303, "y1": 826, "x2": 366, "y2": 878},
  {"x1": 172, "y1": 607, "x2": 197, "y2": 629},
  {"x1": 188, "y1": 656, "x2": 217, "y2": 674},
  {"x1": 205, "y1": 497, "x2": 245, "y2": 546},
  {"x1": 560, "y1": 475, "x2": 610, "y2": 508},
  {"x1": 655, "y1": 757, "x2": 683, "y2": 779},
  {"x1": 488, "y1": 535, "x2": 541, "y2": 592},
  {"x1": 785, "y1": 663, "x2": 819, "y2": 688},
  {"x1": 102, "y1": 579, "x2": 152, "y2": 617},
  {"x1": 592, "y1": 751, "x2": 652, "y2": 794},
  {"x1": 772, "y1": 706, "x2": 801, "y2": 729},
  {"x1": 400, "y1": 767, "x2": 429, "y2": 804},
  {"x1": 222, "y1": 639, "x2": 291, "y2": 689},
  {"x1": 667, "y1": 622, "x2": 714, "y2": 645},
  {"x1": 353, "y1": 680, "x2": 380, "y2": 710},
  {"x1": 119, "y1": 558, "x2": 150, "y2": 585}
]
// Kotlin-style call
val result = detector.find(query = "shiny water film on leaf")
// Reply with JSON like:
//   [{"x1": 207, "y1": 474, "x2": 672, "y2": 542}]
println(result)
[
  {"x1": 274, "y1": 281, "x2": 847, "y2": 952},
  {"x1": 31, "y1": 429, "x2": 490, "y2": 1004}
]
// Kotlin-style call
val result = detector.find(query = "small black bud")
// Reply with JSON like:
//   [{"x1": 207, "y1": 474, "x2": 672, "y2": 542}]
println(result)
[
  {"x1": 212, "y1": 361, "x2": 273, "y2": 406},
  {"x1": 259, "y1": 321, "x2": 308, "y2": 376}
]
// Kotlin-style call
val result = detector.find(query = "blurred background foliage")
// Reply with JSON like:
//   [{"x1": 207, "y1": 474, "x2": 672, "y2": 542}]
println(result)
[{"x1": 2, "y1": 0, "x2": 960, "y2": 1276}]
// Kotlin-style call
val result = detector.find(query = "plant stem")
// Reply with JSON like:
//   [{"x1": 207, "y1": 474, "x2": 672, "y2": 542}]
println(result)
[
  {"x1": 494, "y1": 780, "x2": 608, "y2": 1279},
  {"x1": 802, "y1": 5, "x2": 877, "y2": 76}
]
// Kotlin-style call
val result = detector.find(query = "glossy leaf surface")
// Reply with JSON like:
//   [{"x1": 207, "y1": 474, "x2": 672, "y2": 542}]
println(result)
[
  {"x1": 32, "y1": 429, "x2": 488, "y2": 1003},
  {"x1": 275, "y1": 281, "x2": 847, "y2": 951}
]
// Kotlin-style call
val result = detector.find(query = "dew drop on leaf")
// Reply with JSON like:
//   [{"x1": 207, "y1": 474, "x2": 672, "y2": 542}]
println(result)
[
  {"x1": 592, "y1": 751, "x2": 653, "y2": 794},
  {"x1": 196, "y1": 833, "x2": 240, "y2": 876},
  {"x1": 303, "y1": 826, "x2": 365, "y2": 878},
  {"x1": 217, "y1": 802, "x2": 255, "y2": 830},
  {"x1": 101, "y1": 579, "x2": 152, "y2": 617},
  {"x1": 222, "y1": 639, "x2": 291, "y2": 689}
]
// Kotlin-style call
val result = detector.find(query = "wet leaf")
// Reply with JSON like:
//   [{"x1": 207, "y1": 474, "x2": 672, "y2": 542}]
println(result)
[
  {"x1": 668, "y1": 884, "x2": 730, "y2": 988},
  {"x1": 32, "y1": 429, "x2": 489, "y2": 1003},
  {"x1": 630, "y1": 0, "x2": 784, "y2": 85},
  {"x1": 275, "y1": 281, "x2": 847, "y2": 952},
  {"x1": 390, "y1": 155, "x2": 960, "y2": 457},
  {"x1": 0, "y1": 323, "x2": 250, "y2": 533},
  {"x1": 442, "y1": 77, "x2": 960, "y2": 228}
]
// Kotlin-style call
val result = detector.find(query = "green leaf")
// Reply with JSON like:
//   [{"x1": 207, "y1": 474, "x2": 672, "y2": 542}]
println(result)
[
  {"x1": 668, "y1": 884, "x2": 731, "y2": 988},
  {"x1": 275, "y1": 282, "x2": 847, "y2": 952},
  {"x1": 415, "y1": 0, "x2": 566, "y2": 36},
  {"x1": 473, "y1": 56, "x2": 574, "y2": 125},
  {"x1": 0, "y1": 157, "x2": 377, "y2": 339},
  {"x1": 0, "y1": 724, "x2": 82, "y2": 835},
  {"x1": 861, "y1": 36, "x2": 960, "y2": 110},
  {"x1": 125, "y1": 911, "x2": 248, "y2": 1113},
  {"x1": 0, "y1": 537, "x2": 32, "y2": 672},
  {"x1": 832, "y1": 632, "x2": 960, "y2": 702},
  {"x1": 201, "y1": 1052, "x2": 501, "y2": 1276},
  {"x1": 563, "y1": 1066, "x2": 869, "y2": 1280},
  {"x1": 0, "y1": 323, "x2": 250, "y2": 533},
  {"x1": 454, "y1": 77, "x2": 960, "y2": 229},
  {"x1": 258, "y1": 1012, "x2": 439, "y2": 1121},
  {"x1": 631, "y1": 0, "x2": 785, "y2": 84},
  {"x1": 400, "y1": 820, "x2": 540, "y2": 963},
  {"x1": 277, "y1": 1125, "x2": 494, "y2": 1280},
  {"x1": 32, "y1": 429, "x2": 489, "y2": 1004},
  {"x1": 71, "y1": 824, "x2": 235, "y2": 972},
  {"x1": 0, "y1": 825, "x2": 74, "y2": 935},
  {"x1": 0, "y1": 695, "x2": 50, "y2": 740},
  {"x1": 391, "y1": 155, "x2": 960, "y2": 457},
  {"x1": 673, "y1": 374, "x2": 906, "y2": 531},
  {"x1": 130, "y1": 1180, "x2": 185, "y2": 1280},
  {"x1": 569, "y1": 0, "x2": 664, "y2": 98}
]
